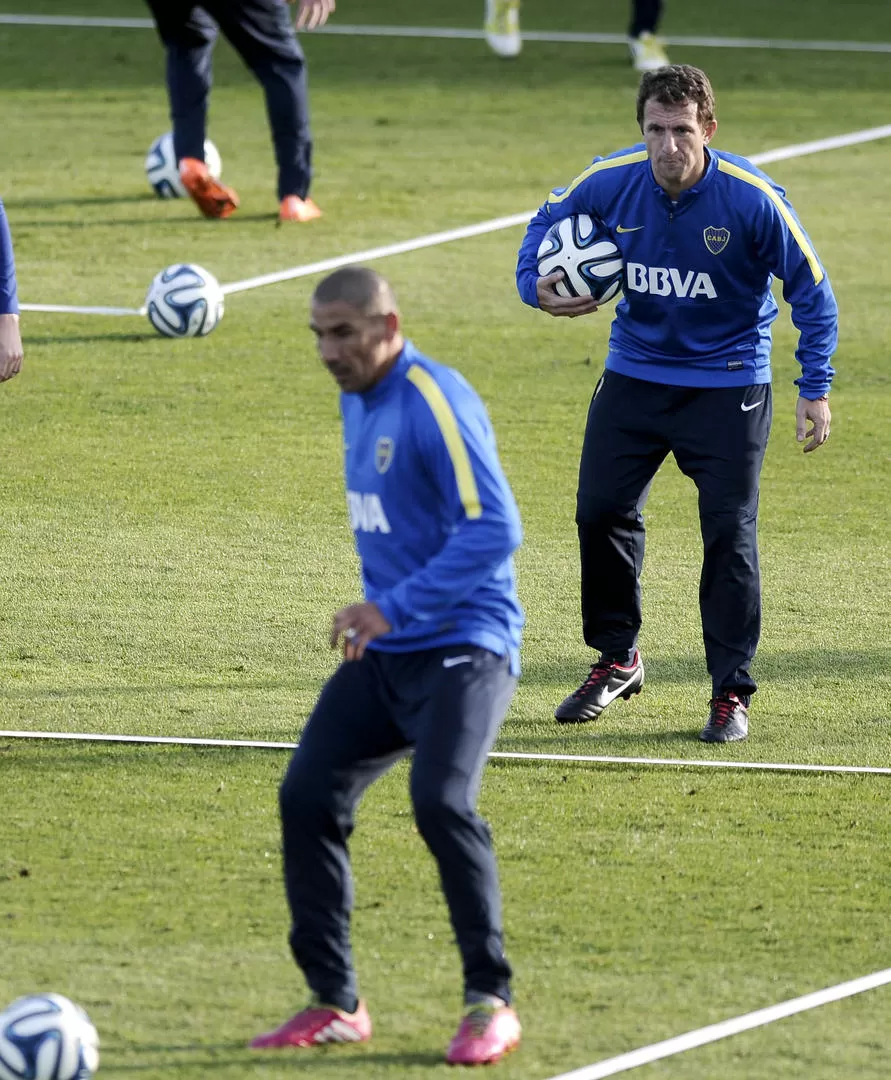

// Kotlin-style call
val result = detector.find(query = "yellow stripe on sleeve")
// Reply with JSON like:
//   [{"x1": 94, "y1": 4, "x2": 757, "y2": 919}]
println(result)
[
  {"x1": 406, "y1": 365, "x2": 482, "y2": 520},
  {"x1": 717, "y1": 159, "x2": 824, "y2": 285},
  {"x1": 547, "y1": 150, "x2": 648, "y2": 205}
]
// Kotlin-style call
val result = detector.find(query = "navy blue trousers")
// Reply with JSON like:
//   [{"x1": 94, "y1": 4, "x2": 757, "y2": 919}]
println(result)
[
  {"x1": 146, "y1": 0, "x2": 313, "y2": 199},
  {"x1": 576, "y1": 371, "x2": 773, "y2": 697},
  {"x1": 278, "y1": 646, "x2": 517, "y2": 1011}
]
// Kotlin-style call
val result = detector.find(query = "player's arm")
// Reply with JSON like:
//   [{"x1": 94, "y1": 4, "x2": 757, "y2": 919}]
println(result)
[
  {"x1": 0, "y1": 200, "x2": 23, "y2": 382},
  {"x1": 753, "y1": 192, "x2": 837, "y2": 451},
  {"x1": 373, "y1": 376, "x2": 522, "y2": 632},
  {"x1": 516, "y1": 174, "x2": 604, "y2": 318}
]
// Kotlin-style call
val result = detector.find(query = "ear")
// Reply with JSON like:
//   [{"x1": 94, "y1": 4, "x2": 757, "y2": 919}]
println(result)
[
  {"x1": 382, "y1": 310, "x2": 401, "y2": 340},
  {"x1": 703, "y1": 118, "x2": 718, "y2": 144}
]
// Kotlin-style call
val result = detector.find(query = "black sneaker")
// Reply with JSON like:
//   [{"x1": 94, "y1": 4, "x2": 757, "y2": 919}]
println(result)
[
  {"x1": 554, "y1": 651, "x2": 644, "y2": 723},
  {"x1": 699, "y1": 692, "x2": 749, "y2": 743}
]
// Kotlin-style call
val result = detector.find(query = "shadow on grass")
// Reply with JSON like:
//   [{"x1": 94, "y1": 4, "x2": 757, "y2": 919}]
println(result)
[
  {"x1": 520, "y1": 648, "x2": 891, "y2": 689},
  {"x1": 99, "y1": 1044, "x2": 443, "y2": 1071},
  {"x1": 24, "y1": 334, "x2": 156, "y2": 344},
  {"x1": 4, "y1": 194, "x2": 151, "y2": 210},
  {"x1": 0, "y1": 679, "x2": 290, "y2": 700},
  {"x1": 12, "y1": 214, "x2": 280, "y2": 228}
]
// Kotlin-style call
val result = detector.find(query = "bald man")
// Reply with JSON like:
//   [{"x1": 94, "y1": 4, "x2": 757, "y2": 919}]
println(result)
[{"x1": 251, "y1": 267, "x2": 524, "y2": 1065}]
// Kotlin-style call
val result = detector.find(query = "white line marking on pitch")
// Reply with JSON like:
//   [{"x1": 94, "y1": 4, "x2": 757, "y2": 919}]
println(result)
[
  {"x1": 1, "y1": 731, "x2": 889, "y2": 776},
  {"x1": 1, "y1": 15, "x2": 890, "y2": 53},
  {"x1": 17, "y1": 124, "x2": 891, "y2": 316},
  {"x1": 544, "y1": 966, "x2": 891, "y2": 1080},
  {"x1": 218, "y1": 124, "x2": 891, "y2": 294}
]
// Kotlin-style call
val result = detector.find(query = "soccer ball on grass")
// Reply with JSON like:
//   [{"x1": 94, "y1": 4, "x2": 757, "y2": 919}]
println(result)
[
  {"x1": 537, "y1": 214, "x2": 624, "y2": 302},
  {"x1": 145, "y1": 132, "x2": 222, "y2": 199},
  {"x1": 0, "y1": 994, "x2": 99, "y2": 1080},
  {"x1": 145, "y1": 263, "x2": 225, "y2": 338}
]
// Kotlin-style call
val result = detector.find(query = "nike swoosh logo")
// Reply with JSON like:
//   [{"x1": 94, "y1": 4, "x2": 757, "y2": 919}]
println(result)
[
  {"x1": 741, "y1": 400, "x2": 764, "y2": 412},
  {"x1": 616, "y1": 225, "x2": 644, "y2": 233},
  {"x1": 442, "y1": 655, "x2": 473, "y2": 668},
  {"x1": 600, "y1": 671, "x2": 640, "y2": 705}
]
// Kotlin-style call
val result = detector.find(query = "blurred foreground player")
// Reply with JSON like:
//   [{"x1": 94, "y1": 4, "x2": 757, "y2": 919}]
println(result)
[
  {"x1": 145, "y1": 0, "x2": 333, "y2": 222},
  {"x1": 250, "y1": 266, "x2": 524, "y2": 1064},
  {"x1": 0, "y1": 198, "x2": 23, "y2": 383}
]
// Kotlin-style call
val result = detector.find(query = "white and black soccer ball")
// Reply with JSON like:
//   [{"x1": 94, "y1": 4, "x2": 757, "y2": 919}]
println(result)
[
  {"x1": 537, "y1": 214, "x2": 624, "y2": 302},
  {"x1": 145, "y1": 132, "x2": 222, "y2": 199},
  {"x1": 145, "y1": 263, "x2": 225, "y2": 338},
  {"x1": 0, "y1": 994, "x2": 99, "y2": 1080}
]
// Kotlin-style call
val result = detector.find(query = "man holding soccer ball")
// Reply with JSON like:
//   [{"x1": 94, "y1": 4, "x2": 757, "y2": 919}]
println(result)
[{"x1": 516, "y1": 65, "x2": 837, "y2": 743}]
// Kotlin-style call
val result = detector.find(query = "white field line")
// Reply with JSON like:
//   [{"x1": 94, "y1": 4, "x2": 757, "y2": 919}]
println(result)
[
  {"x1": 17, "y1": 123, "x2": 891, "y2": 316},
  {"x1": 1, "y1": 731, "x2": 889, "y2": 776},
  {"x1": 220, "y1": 211, "x2": 534, "y2": 295},
  {"x1": 21, "y1": 302, "x2": 144, "y2": 316},
  {"x1": 1, "y1": 15, "x2": 891, "y2": 53},
  {"x1": 545, "y1": 966, "x2": 891, "y2": 1080}
]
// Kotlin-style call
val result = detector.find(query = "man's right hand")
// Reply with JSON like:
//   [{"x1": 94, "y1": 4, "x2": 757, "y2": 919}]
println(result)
[
  {"x1": 535, "y1": 271, "x2": 602, "y2": 318},
  {"x1": 293, "y1": 0, "x2": 335, "y2": 30}
]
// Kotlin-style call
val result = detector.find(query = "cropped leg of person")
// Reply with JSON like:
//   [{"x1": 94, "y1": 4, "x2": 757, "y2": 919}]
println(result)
[
  {"x1": 145, "y1": 1, "x2": 218, "y2": 161},
  {"x1": 629, "y1": 0, "x2": 664, "y2": 37},
  {"x1": 671, "y1": 384, "x2": 773, "y2": 700},
  {"x1": 203, "y1": 0, "x2": 313, "y2": 200},
  {"x1": 278, "y1": 655, "x2": 409, "y2": 1011},
  {"x1": 401, "y1": 648, "x2": 517, "y2": 1004},
  {"x1": 628, "y1": 0, "x2": 669, "y2": 70}
]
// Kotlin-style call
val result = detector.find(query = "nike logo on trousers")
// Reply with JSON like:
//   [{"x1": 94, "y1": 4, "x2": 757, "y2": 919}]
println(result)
[{"x1": 741, "y1": 400, "x2": 765, "y2": 412}]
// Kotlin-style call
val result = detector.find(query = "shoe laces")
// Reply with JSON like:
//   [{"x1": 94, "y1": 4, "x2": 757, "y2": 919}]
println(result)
[
  {"x1": 461, "y1": 1005, "x2": 497, "y2": 1037},
  {"x1": 708, "y1": 693, "x2": 741, "y2": 727},
  {"x1": 573, "y1": 658, "x2": 620, "y2": 698}
]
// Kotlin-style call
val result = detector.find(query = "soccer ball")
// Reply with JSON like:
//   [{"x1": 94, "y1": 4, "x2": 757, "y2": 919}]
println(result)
[
  {"x1": 145, "y1": 132, "x2": 222, "y2": 199},
  {"x1": 0, "y1": 994, "x2": 99, "y2": 1080},
  {"x1": 145, "y1": 263, "x2": 225, "y2": 338},
  {"x1": 537, "y1": 214, "x2": 624, "y2": 302}
]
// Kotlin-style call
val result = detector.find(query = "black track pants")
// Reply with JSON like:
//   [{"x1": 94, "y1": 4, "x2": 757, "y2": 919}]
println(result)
[{"x1": 575, "y1": 370, "x2": 772, "y2": 697}]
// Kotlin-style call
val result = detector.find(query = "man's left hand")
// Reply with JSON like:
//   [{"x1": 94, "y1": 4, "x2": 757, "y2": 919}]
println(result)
[
  {"x1": 331, "y1": 601, "x2": 391, "y2": 661},
  {"x1": 0, "y1": 313, "x2": 23, "y2": 382},
  {"x1": 292, "y1": 0, "x2": 335, "y2": 30},
  {"x1": 796, "y1": 395, "x2": 831, "y2": 453}
]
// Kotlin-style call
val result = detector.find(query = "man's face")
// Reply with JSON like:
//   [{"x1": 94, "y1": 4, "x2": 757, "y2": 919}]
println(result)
[
  {"x1": 310, "y1": 299, "x2": 396, "y2": 394},
  {"x1": 642, "y1": 98, "x2": 717, "y2": 196}
]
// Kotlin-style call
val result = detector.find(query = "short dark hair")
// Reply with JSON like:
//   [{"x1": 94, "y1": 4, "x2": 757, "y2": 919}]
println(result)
[
  {"x1": 636, "y1": 65, "x2": 717, "y2": 130},
  {"x1": 313, "y1": 265, "x2": 398, "y2": 316}
]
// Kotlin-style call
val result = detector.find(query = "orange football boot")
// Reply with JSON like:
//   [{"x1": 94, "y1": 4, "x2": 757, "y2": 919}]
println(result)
[
  {"x1": 178, "y1": 157, "x2": 240, "y2": 219},
  {"x1": 279, "y1": 195, "x2": 323, "y2": 223}
]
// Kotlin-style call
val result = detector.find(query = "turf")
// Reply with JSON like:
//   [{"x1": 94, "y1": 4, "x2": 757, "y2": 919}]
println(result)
[{"x1": 0, "y1": 2, "x2": 889, "y2": 1077}]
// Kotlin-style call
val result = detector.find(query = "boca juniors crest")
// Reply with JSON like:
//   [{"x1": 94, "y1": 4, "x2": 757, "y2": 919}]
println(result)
[
  {"x1": 703, "y1": 226, "x2": 730, "y2": 255},
  {"x1": 375, "y1": 436, "x2": 395, "y2": 473}
]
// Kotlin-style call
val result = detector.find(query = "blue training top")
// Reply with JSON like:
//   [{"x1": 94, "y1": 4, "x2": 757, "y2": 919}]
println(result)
[
  {"x1": 0, "y1": 199, "x2": 19, "y2": 316},
  {"x1": 340, "y1": 340, "x2": 524, "y2": 673},
  {"x1": 516, "y1": 144, "x2": 838, "y2": 399}
]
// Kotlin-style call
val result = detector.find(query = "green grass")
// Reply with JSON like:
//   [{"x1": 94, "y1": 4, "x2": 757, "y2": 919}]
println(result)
[{"x1": 0, "y1": 1, "x2": 890, "y2": 1077}]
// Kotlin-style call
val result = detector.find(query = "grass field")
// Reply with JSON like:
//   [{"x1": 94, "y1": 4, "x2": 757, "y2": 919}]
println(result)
[{"x1": 0, "y1": 2, "x2": 890, "y2": 1077}]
